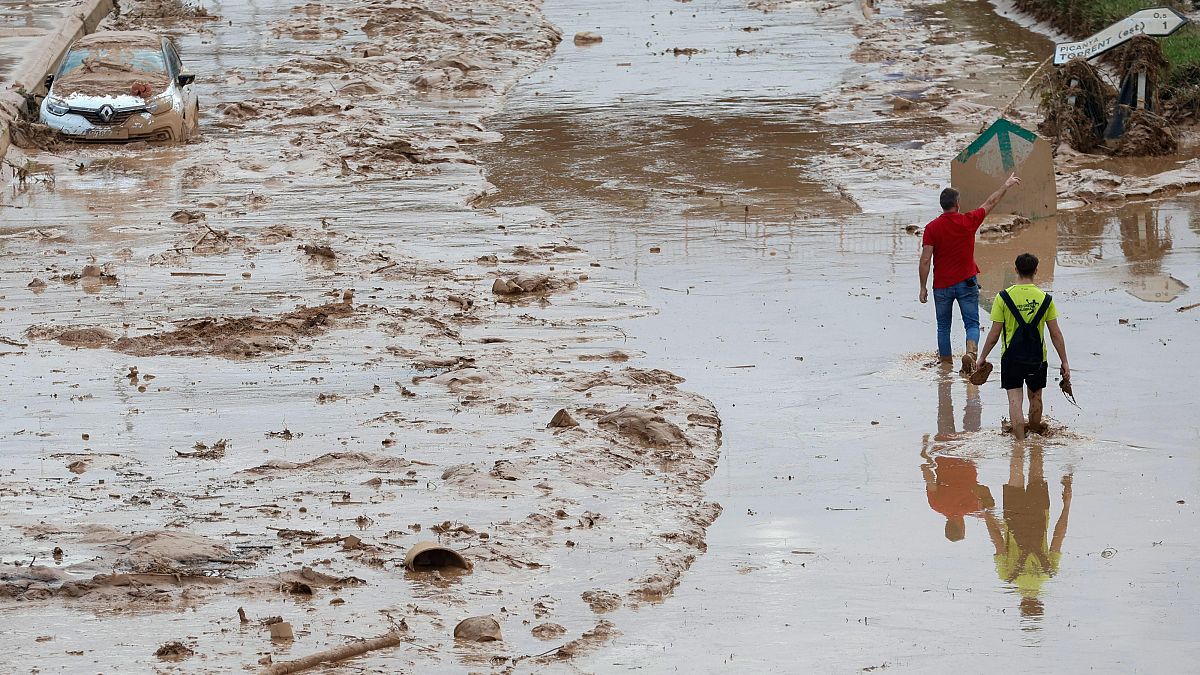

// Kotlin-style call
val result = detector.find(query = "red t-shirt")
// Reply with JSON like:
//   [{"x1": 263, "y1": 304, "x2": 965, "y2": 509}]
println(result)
[
  {"x1": 926, "y1": 456, "x2": 982, "y2": 519},
  {"x1": 923, "y1": 207, "x2": 986, "y2": 289}
]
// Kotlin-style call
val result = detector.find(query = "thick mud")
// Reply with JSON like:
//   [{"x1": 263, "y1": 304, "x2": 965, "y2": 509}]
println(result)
[
  {"x1": 2, "y1": 0, "x2": 1199, "y2": 672},
  {"x1": 0, "y1": 0, "x2": 724, "y2": 672}
]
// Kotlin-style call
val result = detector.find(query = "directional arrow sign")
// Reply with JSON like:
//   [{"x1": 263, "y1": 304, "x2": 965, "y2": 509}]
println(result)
[
  {"x1": 1054, "y1": 7, "x2": 1189, "y2": 65},
  {"x1": 952, "y1": 119, "x2": 1056, "y2": 220}
]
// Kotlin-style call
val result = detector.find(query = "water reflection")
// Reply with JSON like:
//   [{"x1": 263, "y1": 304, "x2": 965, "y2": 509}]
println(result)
[
  {"x1": 920, "y1": 373, "x2": 988, "y2": 542},
  {"x1": 975, "y1": 216, "x2": 1057, "y2": 303},
  {"x1": 984, "y1": 441, "x2": 1073, "y2": 623}
]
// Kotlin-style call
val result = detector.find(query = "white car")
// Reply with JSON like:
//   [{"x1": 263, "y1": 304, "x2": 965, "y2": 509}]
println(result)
[{"x1": 40, "y1": 30, "x2": 198, "y2": 142}]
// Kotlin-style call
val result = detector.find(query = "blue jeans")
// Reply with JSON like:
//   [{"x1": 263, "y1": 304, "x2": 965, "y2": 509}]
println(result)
[{"x1": 933, "y1": 276, "x2": 980, "y2": 357}]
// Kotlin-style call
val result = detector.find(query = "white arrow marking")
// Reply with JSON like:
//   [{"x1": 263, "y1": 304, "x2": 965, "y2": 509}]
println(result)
[{"x1": 1053, "y1": 7, "x2": 1188, "y2": 65}]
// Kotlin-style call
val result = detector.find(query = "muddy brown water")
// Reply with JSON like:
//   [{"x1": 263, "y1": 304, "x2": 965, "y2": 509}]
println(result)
[{"x1": 479, "y1": 0, "x2": 1200, "y2": 671}]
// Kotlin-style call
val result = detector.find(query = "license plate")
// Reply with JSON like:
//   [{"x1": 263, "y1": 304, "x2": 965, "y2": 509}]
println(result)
[{"x1": 83, "y1": 127, "x2": 115, "y2": 138}]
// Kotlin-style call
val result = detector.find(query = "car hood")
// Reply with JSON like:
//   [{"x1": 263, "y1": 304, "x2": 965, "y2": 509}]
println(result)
[{"x1": 53, "y1": 69, "x2": 170, "y2": 103}]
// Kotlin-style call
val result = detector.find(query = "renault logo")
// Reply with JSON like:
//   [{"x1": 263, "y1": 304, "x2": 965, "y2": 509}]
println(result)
[{"x1": 97, "y1": 104, "x2": 115, "y2": 123}]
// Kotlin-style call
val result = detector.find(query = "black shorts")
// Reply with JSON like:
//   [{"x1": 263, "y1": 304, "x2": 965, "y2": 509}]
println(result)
[{"x1": 1001, "y1": 358, "x2": 1048, "y2": 391}]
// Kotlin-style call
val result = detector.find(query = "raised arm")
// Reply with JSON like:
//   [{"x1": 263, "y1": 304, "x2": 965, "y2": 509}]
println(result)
[
  {"x1": 919, "y1": 245, "x2": 933, "y2": 304},
  {"x1": 978, "y1": 173, "x2": 1022, "y2": 215},
  {"x1": 1047, "y1": 318, "x2": 1069, "y2": 382}
]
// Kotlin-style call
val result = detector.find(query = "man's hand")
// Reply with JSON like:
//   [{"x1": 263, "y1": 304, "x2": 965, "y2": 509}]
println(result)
[
  {"x1": 974, "y1": 356, "x2": 988, "y2": 373},
  {"x1": 1004, "y1": 173, "x2": 1021, "y2": 189},
  {"x1": 1060, "y1": 363, "x2": 1070, "y2": 382},
  {"x1": 1062, "y1": 474, "x2": 1073, "y2": 500},
  {"x1": 919, "y1": 287, "x2": 928, "y2": 304}
]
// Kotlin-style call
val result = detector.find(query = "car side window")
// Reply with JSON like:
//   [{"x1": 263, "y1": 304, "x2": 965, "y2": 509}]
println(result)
[{"x1": 163, "y1": 40, "x2": 183, "y2": 77}]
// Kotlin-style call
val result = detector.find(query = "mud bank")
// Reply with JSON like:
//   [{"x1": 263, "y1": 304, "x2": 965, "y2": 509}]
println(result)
[{"x1": 0, "y1": 0, "x2": 724, "y2": 671}]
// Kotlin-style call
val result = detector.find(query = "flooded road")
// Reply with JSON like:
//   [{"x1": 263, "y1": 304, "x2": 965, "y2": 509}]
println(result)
[
  {"x1": 0, "y1": 0, "x2": 1197, "y2": 671},
  {"x1": 480, "y1": 0, "x2": 1200, "y2": 671}
]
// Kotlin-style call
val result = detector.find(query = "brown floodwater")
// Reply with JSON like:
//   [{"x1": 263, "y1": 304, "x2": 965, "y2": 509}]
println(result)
[{"x1": 480, "y1": 0, "x2": 1200, "y2": 671}]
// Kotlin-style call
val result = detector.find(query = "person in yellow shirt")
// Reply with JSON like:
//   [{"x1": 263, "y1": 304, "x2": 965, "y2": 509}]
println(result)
[{"x1": 975, "y1": 253, "x2": 1070, "y2": 440}]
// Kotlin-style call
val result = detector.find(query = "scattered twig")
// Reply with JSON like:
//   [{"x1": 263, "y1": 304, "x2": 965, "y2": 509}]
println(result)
[{"x1": 260, "y1": 631, "x2": 405, "y2": 675}]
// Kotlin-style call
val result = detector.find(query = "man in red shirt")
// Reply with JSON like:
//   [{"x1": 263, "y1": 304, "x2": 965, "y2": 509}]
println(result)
[{"x1": 919, "y1": 173, "x2": 1021, "y2": 371}]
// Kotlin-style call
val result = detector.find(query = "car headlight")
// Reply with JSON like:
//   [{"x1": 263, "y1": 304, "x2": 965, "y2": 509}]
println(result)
[
  {"x1": 146, "y1": 93, "x2": 175, "y2": 115},
  {"x1": 45, "y1": 99, "x2": 69, "y2": 116}
]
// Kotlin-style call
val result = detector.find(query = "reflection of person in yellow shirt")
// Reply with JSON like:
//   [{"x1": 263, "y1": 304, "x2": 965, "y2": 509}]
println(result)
[{"x1": 982, "y1": 442, "x2": 1072, "y2": 618}]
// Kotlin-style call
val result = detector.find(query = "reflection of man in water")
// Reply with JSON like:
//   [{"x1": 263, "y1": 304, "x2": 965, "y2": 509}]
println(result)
[
  {"x1": 983, "y1": 442, "x2": 1073, "y2": 618},
  {"x1": 920, "y1": 376, "x2": 990, "y2": 541}
]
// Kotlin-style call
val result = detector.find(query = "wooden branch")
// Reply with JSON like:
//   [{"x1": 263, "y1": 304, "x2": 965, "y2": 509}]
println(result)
[{"x1": 261, "y1": 631, "x2": 404, "y2": 674}]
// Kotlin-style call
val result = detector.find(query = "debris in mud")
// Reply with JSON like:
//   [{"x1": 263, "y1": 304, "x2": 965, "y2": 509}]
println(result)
[
  {"x1": 581, "y1": 589, "x2": 622, "y2": 613},
  {"x1": 33, "y1": 327, "x2": 115, "y2": 349},
  {"x1": 551, "y1": 621, "x2": 619, "y2": 660},
  {"x1": 176, "y1": 439, "x2": 228, "y2": 459},
  {"x1": 573, "y1": 31, "x2": 603, "y2": 45},
  {"x1": 300, "y1": 243, "x2": 336, "y2": 259},
  {"x1": 6, "y1": 120, "x2": 63, "y2": 152},
  {"x1": 1039, "y1": 58, "x2": 1113, "y2": 153},
  {"x1": 547, "y1": 408, "x2": 579, "y2": 428},
  {"x1": 491, "y1": 273, "x2": 576, "y2": 296},
  {"x1": 1113, "y1": 110, "x2": 1177, "y2": 157},
  {"x1": 154, "y1": 641, "x2": 194, "y2": 660},
  {"x1": 404, "y1": 541, "x2": 470, "y2": 571},
  {"x1": 979, "y1": 215, "x2": 1032, "y2": 236},
  {"x1": 171, "y1": 209, "x2": 206, "y2": 224},
  {"x1": 454, "y1": 615, "x2": 502, "y2": 642},
  {"x1": 27, "y1": 278, "x2": 47, "y2": 290},
  {"x1": 269, "y1": 622, "x2": 295, "y2": 641},
  {"x1": 532, "y1": 623, "x2": 566, "y2": 639},
  {"x1": 599, "y1": 407, "x2": 688, "y2": 449},
  {"x1": 28, "y1": 301, "x2": 356, "y2": 359}
]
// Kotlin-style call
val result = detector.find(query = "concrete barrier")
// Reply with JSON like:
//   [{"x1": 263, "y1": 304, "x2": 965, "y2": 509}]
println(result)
[{"x1": 0, "y1": 0, "x2": 114, "y2": 161}]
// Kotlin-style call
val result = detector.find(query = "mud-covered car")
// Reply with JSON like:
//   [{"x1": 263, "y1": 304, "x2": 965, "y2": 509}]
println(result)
[{"x1": 39, "y1": 30, "x2": 198, "y2": 142}]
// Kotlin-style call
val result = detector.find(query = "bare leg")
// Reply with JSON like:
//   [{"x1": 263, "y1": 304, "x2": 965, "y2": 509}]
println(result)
[
  {"x1": 1007, "y1": 387, "x2": 1026, "y2": 440},
  {"x1": 1028, "y1": 387, "x2": 1044, "y2": 433}
]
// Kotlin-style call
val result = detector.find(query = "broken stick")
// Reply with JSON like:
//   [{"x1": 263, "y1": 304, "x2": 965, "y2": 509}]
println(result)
[{"x1": 260, "y1": 631, "x2": 404, "y2": 675}]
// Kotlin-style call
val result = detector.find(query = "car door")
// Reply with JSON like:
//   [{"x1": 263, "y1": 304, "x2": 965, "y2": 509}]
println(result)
[{"x1": 163, "y1": 39, "x2": 196, "y2": 116}]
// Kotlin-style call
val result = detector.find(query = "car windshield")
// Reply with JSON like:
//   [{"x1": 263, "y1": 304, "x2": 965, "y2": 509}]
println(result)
[{"x1": 58, "y1": 46, "x2": 166, "y2": 77}]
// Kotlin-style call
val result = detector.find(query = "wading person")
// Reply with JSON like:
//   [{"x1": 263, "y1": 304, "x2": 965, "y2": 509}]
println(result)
[
  {"x1": 975, "y1": 253, "x2": 1070, "y2": 440},
  {"x1": 919, "y1": 173, "x2": 1022, "y2": 372}
]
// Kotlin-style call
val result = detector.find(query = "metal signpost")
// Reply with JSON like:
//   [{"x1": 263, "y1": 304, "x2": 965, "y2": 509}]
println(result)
[{"x1": 1053, "y1": 7, "x2": 1189, "y2": 65}]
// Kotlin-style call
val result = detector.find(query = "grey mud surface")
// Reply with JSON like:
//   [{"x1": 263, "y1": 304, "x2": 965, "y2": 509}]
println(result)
[{"x1": 1, "y1": 0, "x2": 1199, "y2": 673}]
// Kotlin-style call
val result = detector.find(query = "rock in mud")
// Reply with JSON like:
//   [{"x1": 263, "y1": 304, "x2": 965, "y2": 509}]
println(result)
[
  {"x1": 547, "y1": 408, "x2": 579, "y2": 428},
  {"x1": 573, "y1": 31, "x2": 603, "y2": 45},
  {"x1": 453, "y1": 615, "x2": 502, "y2": 642},
  {"x1": 599, "y1": 407, "x2": 688, "y2": 448}
]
